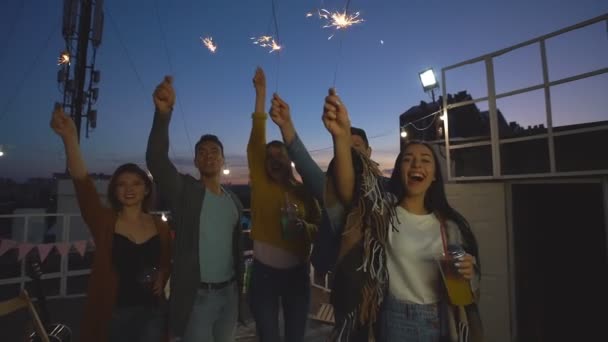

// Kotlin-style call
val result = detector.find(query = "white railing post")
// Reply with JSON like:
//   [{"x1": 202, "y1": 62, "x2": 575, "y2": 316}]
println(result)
[
  {"x1": 540, "y1": 39, "x2": 557, "y2": 173},
  {"x1": 485, "y1": 57, "x2": 501, "y2": 178},
  {"x1": 60, "y1": 215, "x2": 71, "y2": 297},
  {"x1": 20, "y1": 216, "x2": 30, "y2": 291}
]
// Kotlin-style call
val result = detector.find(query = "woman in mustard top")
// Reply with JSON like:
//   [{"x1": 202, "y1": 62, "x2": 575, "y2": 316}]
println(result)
[{"x1": 246, "y1": 67, "x2": 321, "y2": 342}]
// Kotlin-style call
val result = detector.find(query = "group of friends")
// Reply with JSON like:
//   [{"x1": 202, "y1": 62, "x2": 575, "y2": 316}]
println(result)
[{"x1": 50, "y1": 67, "x2": 483, "y2": 342}]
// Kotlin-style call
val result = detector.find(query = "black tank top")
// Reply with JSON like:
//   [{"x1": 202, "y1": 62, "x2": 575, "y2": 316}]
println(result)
[{"x1": 112, "y1": 233, "x2": 161, "y2": 307}]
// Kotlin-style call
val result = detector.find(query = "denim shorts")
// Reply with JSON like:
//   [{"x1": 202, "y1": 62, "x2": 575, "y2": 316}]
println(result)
[{"x1": 380, "y1": 294, "x2": 440, "y2": 342}]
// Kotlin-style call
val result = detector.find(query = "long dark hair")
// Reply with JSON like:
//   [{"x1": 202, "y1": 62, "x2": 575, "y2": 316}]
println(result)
[
  {"x1": 107, "y1": 163, "x2": 155, "y2": 212},
  {"x1": 389, "y1": 141, "x2": 480, "y2": 264},
  {"x1": 266, "y1": 140, "x2": 298, "y2": 183}
]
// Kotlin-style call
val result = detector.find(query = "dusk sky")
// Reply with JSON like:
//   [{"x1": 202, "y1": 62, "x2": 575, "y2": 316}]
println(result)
[{"x1": 0, "y1": 0, "x2": 606, "y2": 183}]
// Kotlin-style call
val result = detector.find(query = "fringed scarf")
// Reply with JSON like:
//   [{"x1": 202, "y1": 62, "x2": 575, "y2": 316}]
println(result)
[{"x1": 328, "y1": 150, "x2": 396, "y2": 342}]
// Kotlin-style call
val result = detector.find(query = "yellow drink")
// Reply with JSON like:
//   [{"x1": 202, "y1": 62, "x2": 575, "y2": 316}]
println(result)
[{"x1": 438, "y1": 257, "x2": 474, "y2": 306}]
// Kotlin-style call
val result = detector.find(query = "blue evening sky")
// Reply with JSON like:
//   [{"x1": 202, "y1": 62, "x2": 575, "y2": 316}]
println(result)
[{"x1": 0, "y1": 0, "x2": 606, "y2": 182}]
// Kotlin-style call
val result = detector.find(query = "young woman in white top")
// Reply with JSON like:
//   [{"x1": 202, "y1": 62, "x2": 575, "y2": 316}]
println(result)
[
  {"x1": 320, "y1": 91, "x2": 481, "y2": 341},
  {"x1": 383, "y1": 140, "x2": 482, "y2": 342}
]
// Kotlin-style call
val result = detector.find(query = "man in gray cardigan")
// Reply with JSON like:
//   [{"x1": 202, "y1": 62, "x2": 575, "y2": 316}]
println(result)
[{"x1": 146, "y1": 76, "x2": 245, "y2": 342}]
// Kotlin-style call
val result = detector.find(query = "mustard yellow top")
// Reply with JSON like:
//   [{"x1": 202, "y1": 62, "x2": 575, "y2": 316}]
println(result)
[{"x1": 247, "y1": 112, "x2": 321, "y2": 259}]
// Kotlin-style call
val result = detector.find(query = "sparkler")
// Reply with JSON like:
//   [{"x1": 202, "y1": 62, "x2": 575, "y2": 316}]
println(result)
[
  {"x1": 250, "y1": 35, "x2": 282, "y2": 53},
  {"x1": 319, "y1": 9, "x2": 364, "y2": 30},
  {"x1": 305, "y1": 4, "x2": 365, "y2": 87},
  {"x1": 306, "y1": 8, "x2": 364, "y2": 39},
  {"x1": 201, "y1": 36, "x2": 217, "y2": 53},
  {"x1": 57, "y1": 51, "x2": 70, "y2": 65}
]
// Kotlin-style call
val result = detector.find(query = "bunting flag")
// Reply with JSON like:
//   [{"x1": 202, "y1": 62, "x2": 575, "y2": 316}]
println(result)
[
  {"x1": 0, "y1": 239, "x2": 18, "y2": 257},
  {"x1": 73, "y1": 240, "x2": 88, "y2": 258},
  {"x1": 17, "y1": 243, "x2": 34, "y2": 261},
  {"x1": 55, "y1": 242, "x2": 72, "y2": 257},
  {"x1": 37, "y1": 244, "x2": 55, "y2": 263},
  {"x1": 0, "y1": 239, "x2": 96, "y2": 259}
]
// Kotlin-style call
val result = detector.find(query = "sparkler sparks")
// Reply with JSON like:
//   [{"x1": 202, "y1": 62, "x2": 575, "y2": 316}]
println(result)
[
  {"x1": 306, "y1": 8, "x2": 364, "y2": 39},
  {"x1": 201, "y1": 36, "x2": 217, "y2": 53},
  {"x1": 250, "y1": 36, "x2": 282, "y2": 53},
  {"x1": 57, "y1": 51, "x2": 70, "y2": 65},
  {"x1": 319, "y1": 9, "x2": 364, "y2": 30}
]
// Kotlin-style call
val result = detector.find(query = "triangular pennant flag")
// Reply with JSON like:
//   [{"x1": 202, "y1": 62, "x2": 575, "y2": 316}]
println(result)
[
  {"x1": 74, "y1": 240, "x2": 87, "y2": 258},
  {"x1": 37, "y1": 244, "x2": 55, "y2": 263},
  {"x1": 0, "y1": 239, "x2": 18, "y2": 257},
  {"x1": 17, "y1": 243, "x2": 34, "y2": 261},
  {"x1": 55, "y1": 242, "x2": 71, "y2": 257}
]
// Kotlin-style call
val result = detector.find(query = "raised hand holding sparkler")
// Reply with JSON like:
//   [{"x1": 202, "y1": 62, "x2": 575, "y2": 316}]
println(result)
[
  {"x1": 269, "y1": 93, "x2": 292, "y2": 128},
  {"x1": 270, "y1": 93, "x2": 297, "y2": 145},
  {"x1": 153, "y1": 76, "x2": 176, "y2": 117},
  {"x1": 253, "y1": 67, "x2": 267, "y2": 114},
  {"x1": 50, "y1": 103, "x2": 77, "y2": 140},
  {"x1": 322, "y1": 88, "x2": 351, "y2": 138}
]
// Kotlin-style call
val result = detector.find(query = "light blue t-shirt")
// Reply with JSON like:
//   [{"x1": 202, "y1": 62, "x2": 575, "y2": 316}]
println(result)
[{"x1": 199, "y1": 188, "x2": 239, "y2": 282}]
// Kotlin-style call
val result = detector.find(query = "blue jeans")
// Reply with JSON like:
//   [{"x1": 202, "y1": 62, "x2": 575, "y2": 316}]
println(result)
[
  {"x1": 181, "y1": 282, "x2": 238, "y2": 342},
  {"x1": 248, "y1": 259, "x2": 310, "y2": 342},
  {"x1": 108, "y1": 305, "x2": 165, "y2": 342},
  {"x1": 380, "y1": 294, "x2": 440, "y2": 342}
]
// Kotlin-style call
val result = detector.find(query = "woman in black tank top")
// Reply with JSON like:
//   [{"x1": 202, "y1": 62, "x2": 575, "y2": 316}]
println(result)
[
  {"x1": 51, "y1": 104, "x2": 170, "y2": 342},
  {"x1": 105, "y1": 164, "x2": 167, "y2": 342}
]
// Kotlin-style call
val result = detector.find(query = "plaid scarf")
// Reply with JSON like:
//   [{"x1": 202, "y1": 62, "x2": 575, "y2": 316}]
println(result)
[{"x1": 328, "y1": 150, "x2": 396, "y2": 342}]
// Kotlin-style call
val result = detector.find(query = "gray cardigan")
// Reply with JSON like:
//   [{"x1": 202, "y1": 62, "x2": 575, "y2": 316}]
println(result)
[
  {"x1": 146, "y1": 110, "x2": 245, "y2": 337},
  {"x1": 286, "y1": 133, "x2": 345, "y2": 276}
]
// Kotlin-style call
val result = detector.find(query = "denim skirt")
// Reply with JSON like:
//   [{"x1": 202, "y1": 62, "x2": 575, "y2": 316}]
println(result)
[{"x1": 380, "y1": 294, "x2": 440, "y2": 342}]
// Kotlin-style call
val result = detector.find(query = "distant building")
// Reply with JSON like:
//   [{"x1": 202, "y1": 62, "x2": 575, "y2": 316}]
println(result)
[
  {"x1": 399, "y1": 90, "x2": 608, "y2": 176},
  {"x1": 399, "y1": 91, "x2": 515, "y2": 143},
  {"x1": 0, "y1": 177, "x2": 58, "y2": 240}
]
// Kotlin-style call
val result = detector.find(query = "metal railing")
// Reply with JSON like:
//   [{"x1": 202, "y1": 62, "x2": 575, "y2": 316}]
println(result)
[
  {"x1": 0, "y1": 212, "x2": 91, "y2": 299},
  {"x1": 0, "y1": 212, "x2": 332, "y2": 300},
  {"x1": 441, "y1": 13, "x2": 608, "y2": 181}
]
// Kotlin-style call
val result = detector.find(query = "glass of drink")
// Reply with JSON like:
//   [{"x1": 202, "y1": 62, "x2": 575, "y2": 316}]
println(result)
[
  {"x1": 437, "y1": 245, "x2": 474, "y2": 306},
  {"x1": 137, "y1": 265, "x2": 160, "y2": 292},
  {"x1": 280, "y1": 193, "x2": 303, "y2": 240}
]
